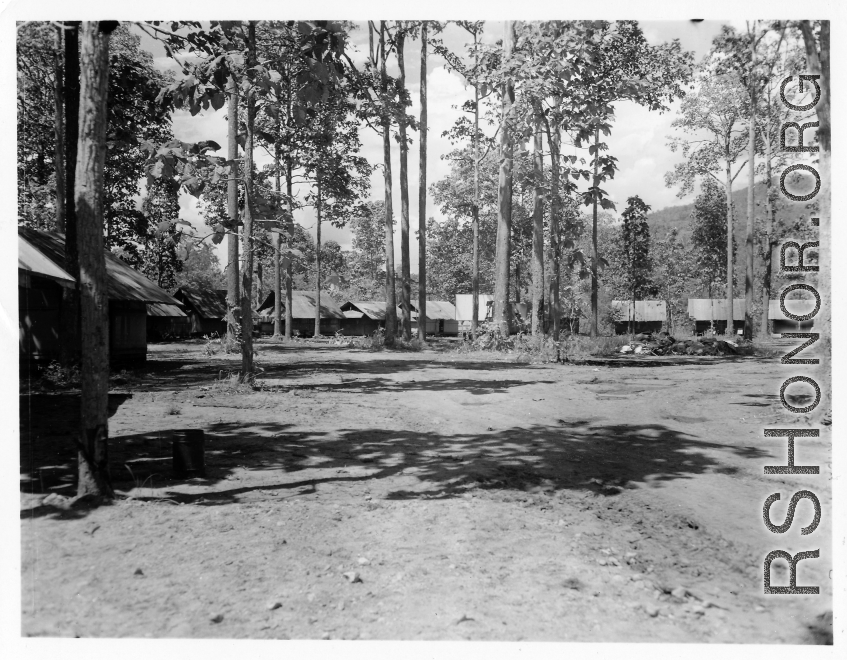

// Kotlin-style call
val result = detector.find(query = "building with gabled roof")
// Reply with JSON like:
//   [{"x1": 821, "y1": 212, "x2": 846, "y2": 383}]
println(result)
[
  {"x1": 410, "y1": 300, "x2": 459, "y2": 335},
  {"x1": 19, "y1": 228, "x2": 181, "y2": 363},
  {"x1": 610, "y1": 300, "x2": 666, "y2": 335},
  {"x1": 687, "y1": 299, "x2": 746, "y2": 335},
  {"x1": 339, "y1": 301, "x2": 391, "y2": 336},
  {"x1": 173, "y1": 287, "x2": 229, "y2": 337},
  {"x1": 767, "y1": 298, "x2": 817, "y2": 334},
  {"x1": 257, "y1": 290, "x2": 345, "y2": 337}
]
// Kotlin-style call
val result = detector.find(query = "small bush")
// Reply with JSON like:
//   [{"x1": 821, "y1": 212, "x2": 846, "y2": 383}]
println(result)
[
  {"x1": 455, "y1": 326, "x2": 631, "y2": 362},
  {"x1": 346, "y1": 327, "x2": 386, "y2": 351},
  {"x1": 328, "y1": 330, "x2": 355, "y2": 348},
  {"x1": 41, "y1": 361, "x2": 80, "y2": 389},
  {"x1": 203, "y1": 332, "x2": 221, "y2": 357},
  {"x1": 165, "y1": 403, "x2": 181, "y2": 415},
  {"x1": 210, "y1": 370, "x2": 262, "y2": 394}
]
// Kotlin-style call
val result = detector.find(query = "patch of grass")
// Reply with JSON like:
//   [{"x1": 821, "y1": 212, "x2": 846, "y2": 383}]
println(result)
[
  {"x1": 165, "y1": 403, "x2": 182, "y2": 416},
  {"x1": 560, "y1": 335, "x2": 629, "y2": 359},
  {"x1": 390, "y1": 337, "x2": 425, "y2": 351},
  {"x1": 210, "y1": 370, "x2": 265, "y2": 394},
  {"x1": 751, "y1": 342, "x2": 784, "y2": 358}
]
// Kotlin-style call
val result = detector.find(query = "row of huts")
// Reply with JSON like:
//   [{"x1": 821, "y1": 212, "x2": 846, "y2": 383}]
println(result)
[
  {"x1": 610, "y1": 299, "x2": 816, "y2": 335},
  {"x1": 19, "y1": 227, "x2": 815, "y2": 366},
  {"x1": 18, "y1": 228, "x2": 466, "y2": 365}
]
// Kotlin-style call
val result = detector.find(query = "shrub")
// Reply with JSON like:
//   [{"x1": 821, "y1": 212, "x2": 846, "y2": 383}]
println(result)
[{"x1": 41, "y1": 361, "x2": 80, "y2": 389}]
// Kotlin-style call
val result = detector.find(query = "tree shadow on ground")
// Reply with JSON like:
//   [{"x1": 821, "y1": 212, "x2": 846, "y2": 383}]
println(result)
[
  {"x1": 275, "y1": 377, "x2": 556, "y2": 396},
  {"x1": 97, "y1": 356, "x2": 551, "y2": 394},
  {"x1": 21, "y1": 412, "x2": 770, "y2": 520}
]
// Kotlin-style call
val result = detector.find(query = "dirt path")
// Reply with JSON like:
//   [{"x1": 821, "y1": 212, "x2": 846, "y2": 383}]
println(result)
[{"x1": 20, "y1": 340, "x2": 832, "y2": 641}]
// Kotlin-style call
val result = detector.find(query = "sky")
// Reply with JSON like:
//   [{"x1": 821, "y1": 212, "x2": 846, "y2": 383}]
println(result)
[{"x1": 137, "y1": 20, "x2": 737, "y2": 272}]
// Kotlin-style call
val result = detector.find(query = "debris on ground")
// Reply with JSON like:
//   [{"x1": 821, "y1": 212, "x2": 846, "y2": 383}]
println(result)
[{"x1": 618, "y1": 332, "x2": 749, "y2": 357}]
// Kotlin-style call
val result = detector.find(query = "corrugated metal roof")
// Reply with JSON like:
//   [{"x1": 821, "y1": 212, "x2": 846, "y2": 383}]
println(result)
[
  {"x1": 18, "y1": 234, "x2": 76, "y2": 287},
  {"x1": 687, "y1": 299, "x2": 745, "y2": 321},
  {"x1": 611, "y1": 300, "x2": 667, "y2": 322},
  {"x1": 147, "y1": 303, "x2": 187, "y2": 318},
  {"x1": 343, "y1": 310, "x2": 365, "y2": 319},
  {"x1": 768, "y1": 298, "x2": 818, "y2": 320},
  {"x1": 256, "y1": 290, "x2": 345, "y2": 319},
  {"x1": 175, "y1": 288, "x2": 228, "y2": 320},
  {"x1": 411, "y1": 300, "x2": 457, "y2": 321},
  {"x1": 19, "y1": 227, "x2": 180, "y2": 305}
]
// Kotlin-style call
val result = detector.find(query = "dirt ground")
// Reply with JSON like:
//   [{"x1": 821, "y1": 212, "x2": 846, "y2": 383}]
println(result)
[{"x1": 19, "y1": 338, "x2": 833, "y2": 642}]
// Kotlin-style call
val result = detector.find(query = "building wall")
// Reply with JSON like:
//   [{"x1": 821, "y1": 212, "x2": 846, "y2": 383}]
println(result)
[
  {"x1": 147, "y1": 316, "x2": 191, "y2": 341},
  {"x1": 614, "y1": 320, "x2": 663, "y2": 335},
  {"x1": 18, "y1": 281, "x2": 63, "y2": 362},
  {"x1": 340, "y1": 317, "x2": 382, "y2": 337},
  {"x1": 187, "y1": 314, "x2": 227, "y2": 338},
  {"x1": 110, "y1": 301, "x2": 147, "y2": 364},
  {"x1": 455, "y1": 294, "x2": 494, "y2": 322},
  {"x1": 288, "y1": 319, "x2": 342, "y2": 337},
  {"x1": 693, "y1": 320, "x2": 746, "y2": 336},
  {"x1": 772, "y1": 319, "x2": 814, "y2": 334}
]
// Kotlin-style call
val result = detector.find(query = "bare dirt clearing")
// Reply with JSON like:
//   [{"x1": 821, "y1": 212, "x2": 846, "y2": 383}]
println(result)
[{"x1": 20, "y1": 340, "x2": 832, "y2": 642}]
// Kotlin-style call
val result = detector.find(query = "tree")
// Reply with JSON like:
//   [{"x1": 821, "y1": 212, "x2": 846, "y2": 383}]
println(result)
[
  {"x1": 18, "y1": 22, "x2": 173, "y2": 365},
  {"x1": 713, "y1": 22, "x2": 790, "y2": 338},
  {"x1": 346, "y1": 21, "x2": 402, "y2": 345},
  {"x1": 342, "y1": 201, "x2": 393, "y2": 299},
  {"x1": 652, "y1": 228, "x2": 690, "y2": 334},
  {"x1": 239, "y1": 21, "x2": 257, "y2": 381},
  {"x1": 689, "y1": 179, "x2": 736, "y2": 328},
  {"x1": 174, "y1": 242, "x2": 226, "y2": 292},
  {"x1": 611, "y1": 196, "x2": 653, "y2": 334},
  {"x1": 226, "y1": 68, "x2": 240, "y2": 344},
  {"x1": 666, "y1": 66, "x2": 750, "y2": 334},
  {"x1": 754, "y1": 30, "x2": 809, "y2": 336},
  {"x1": 798, "y1": 20, "x2": 830, "y2": 424},
  {"x1": 298, "y1": 64, "x2": 370, "y2": 337},
  {"x1": 493, "y1": 21, "x2": 515, "y2": 335},
  {"x1": 417, "y1": 21, "x2": 429, "y2": 341},
  {"x1": 438, "y1": 21, "x2": 489, "y2": 337},
  {"x1": 394, "y1": 23, "x2": 414, "y2": 340},
  {"x1": 75, "y1": 20, "x2": 119, "y2": 498},
  {"x1": 138, "y1": 177, "x2": 184, "y2": 290}
]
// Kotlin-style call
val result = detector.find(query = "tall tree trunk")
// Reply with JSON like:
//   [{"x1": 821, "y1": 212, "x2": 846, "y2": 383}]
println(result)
[
  {"x1": 239, "y1": 22, "x2": 256, "y2": 382},
  {"x1": 493, "y1": 20, "x2": 513, "y2": 336},
  {"x1": 273, "y1": 130, "x2": 282, "y2": 338},
  {"x1": 396, "y1": 27, "x2": 412, "y2": 341},
  {"x1": 60, "y1": 22, "x2": 80, "y2": 367},
  {"x1": 285, "y1": 160, "x2": 294, "y2": 340},
  {"x1": 254, "y1": 256, "x2": 262, "y2": 310},
  {"x1": 471, "y1": 28, "x2": 480, "y2": 339},
  {"x1": 75, "y1": 21, "x2": 116, "y2": 498},
  {"x1": 379, "y1": 22, "x2": 397, "y2": 346},
  {"x1": 590, "y1": 127, "x2": 600, "y2": 338},
  {"x1": 315, "y1": 176, "x2": 322, "y2": 337},
  {"x1": 800, "y1": 20, "x2": 830, "y2": 424},
  {"x1": 226, "y1": 74, "x2": 240, "y2": 345},
  {"x1": 744, "y1": 26, "x2": 756, "y2": 340},
  {"x1": 725, "y1": 161, "x2": 734, "y2": 335},
  {"x1": 759, "y1": 106, "x2": 775, "y2": 337},
  {"x1": 530, "y1": 106, "x2": 544, "y2": 337},
  {"x1": 53, "y1": 26, "x2": 66, "y2": 232},
  {"x1": 417, "y1": 21, "x2": 428, "y2": 342},
  {"x1": 666, "y1": 283, "x2": 672, "y2": 333},
  {"x1": 546, "y1": 120, "x2": 561, "y2": 338}
]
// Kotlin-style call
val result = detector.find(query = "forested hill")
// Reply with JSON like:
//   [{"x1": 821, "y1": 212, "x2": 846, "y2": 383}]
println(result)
[{"x1": 646, "y1": 180, "x2": 815, "y2": 247}]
